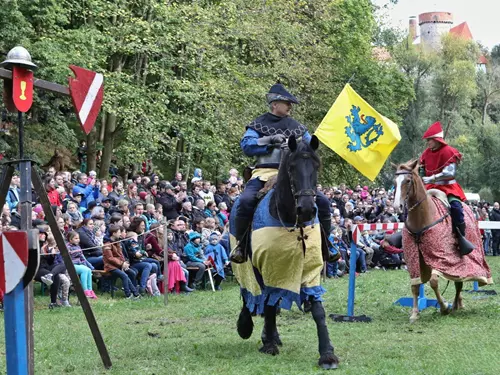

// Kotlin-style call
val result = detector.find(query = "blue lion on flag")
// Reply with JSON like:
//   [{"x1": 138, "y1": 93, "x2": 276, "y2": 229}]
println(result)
[{"x1": 345, "y1": 105, "x2": 384, "y2": 152}]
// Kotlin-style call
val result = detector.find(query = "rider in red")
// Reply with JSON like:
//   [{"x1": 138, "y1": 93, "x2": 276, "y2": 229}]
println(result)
[{"x1": 419, "y1": 121, "x2": 474, "y2": 256}]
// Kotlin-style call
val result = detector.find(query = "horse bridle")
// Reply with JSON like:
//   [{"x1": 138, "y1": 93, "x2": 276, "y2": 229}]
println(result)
[
  {"x1": 287, "y1": 154, "x2": 317, "y2": 203},
  {"x1": 276, "y1": 147, "x2": 317, "y2": 231},
  {"x1": 395, "y1": 170, "x2": 426, "y2": 214}
]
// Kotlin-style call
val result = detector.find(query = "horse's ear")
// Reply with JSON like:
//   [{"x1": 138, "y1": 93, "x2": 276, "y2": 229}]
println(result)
[
  {"x1": 288, "y1": 135, "x2": 297, "y2": 152},
  {"x1": 391, "y1": 162, "x2": 398, "y2": 170},
  {"x1": 310, "y1": 135, "x2": 319, "y2": 151},
  {"x1": 409, "y1": 159, "x2": 419, "y2": 171}
]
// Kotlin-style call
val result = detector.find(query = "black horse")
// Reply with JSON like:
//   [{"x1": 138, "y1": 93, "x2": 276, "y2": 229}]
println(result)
[{"x1": 230, "y1": 135, "x2": 339, "y2": 370}]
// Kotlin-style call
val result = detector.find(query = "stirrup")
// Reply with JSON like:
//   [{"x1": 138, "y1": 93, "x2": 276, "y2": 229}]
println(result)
[
  {"x1": 230, "y1": 244, "x2": 247, "y2": 264},
  {"x1": 454, "y1": 224, "x2": 474, "y2": 256}
]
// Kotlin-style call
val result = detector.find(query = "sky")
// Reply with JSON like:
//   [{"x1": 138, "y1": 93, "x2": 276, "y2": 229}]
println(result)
[{"x1": 374, "y1": 0, "x2": 499, "y2": 50}]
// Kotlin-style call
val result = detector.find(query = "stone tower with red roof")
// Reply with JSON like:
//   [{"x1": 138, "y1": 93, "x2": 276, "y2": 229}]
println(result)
[{"x1": 418, "y1": 12, "x2": 454, "y2": 50}]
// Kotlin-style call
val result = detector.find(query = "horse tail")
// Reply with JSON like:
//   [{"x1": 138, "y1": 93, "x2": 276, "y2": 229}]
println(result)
[{"x1": 237, "y1": 298, "x2": 254, "y2": 340}]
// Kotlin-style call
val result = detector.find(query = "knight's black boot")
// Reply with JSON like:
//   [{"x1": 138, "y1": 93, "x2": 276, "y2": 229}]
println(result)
[
  {"x1": 230, "y1": 218, "x2": 250, "y2": 264},
  {"x1": 454, "y1": 222, "x2": 474, "y2": 256}
]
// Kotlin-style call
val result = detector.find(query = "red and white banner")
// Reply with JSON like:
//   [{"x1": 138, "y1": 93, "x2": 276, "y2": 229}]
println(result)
[
  {"x1": 0, "y1": 232, "x2": 28, "y2": 294},
  {"x1": 352, "y1": 221, "x2": 492, "y2": 233},
  {"x1": 68, "y1": 65, "x2": 104, "y2": 135}
]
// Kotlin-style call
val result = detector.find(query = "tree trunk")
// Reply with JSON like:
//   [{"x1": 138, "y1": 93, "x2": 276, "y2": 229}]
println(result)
[
  {"x1": 175, "y1": 137, "x2": 183, "y2": 174},
  {"x1": 99, "y1": 113, "x2": 106, "y2": 143},
  {"x1": 99, "y1": 56, "x2": 123, "y2": 179},
  {"x1": 99, "y1": 113, "x2": 117, "y2": 179},
  {"x1": 86, "y1": 125, "x2": 97, "y2": 173},
  {"x1": 482, "y1": 99, "x2": 489, "y2": 125}
]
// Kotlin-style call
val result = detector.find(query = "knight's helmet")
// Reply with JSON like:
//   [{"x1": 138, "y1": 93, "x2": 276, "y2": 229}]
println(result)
[
  {"x1": 266, "y1": 82, "x2": 300, "y2": 104},
  {"x1": 0, "y1": 46, "x2": 38, "y2": 70}
]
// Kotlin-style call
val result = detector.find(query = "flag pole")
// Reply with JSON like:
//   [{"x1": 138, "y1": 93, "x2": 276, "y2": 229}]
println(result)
[{"x1": 346, "y1": 73, "x2": 356, "y2": 85}]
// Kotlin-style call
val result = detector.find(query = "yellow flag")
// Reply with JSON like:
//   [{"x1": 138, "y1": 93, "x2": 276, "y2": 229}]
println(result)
[{"x1": 315, "y1": 84, "x2": 401, "y2": 181}]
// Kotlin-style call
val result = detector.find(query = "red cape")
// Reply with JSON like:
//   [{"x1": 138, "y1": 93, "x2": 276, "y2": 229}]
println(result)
[{"x1": 420, "y1": 144, "x2": 466, "y2": 201}]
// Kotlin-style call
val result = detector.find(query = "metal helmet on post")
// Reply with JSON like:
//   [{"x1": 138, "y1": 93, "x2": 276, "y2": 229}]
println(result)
[{"x1": 0, "y1": 46, "x2": 38, "y2": 71}]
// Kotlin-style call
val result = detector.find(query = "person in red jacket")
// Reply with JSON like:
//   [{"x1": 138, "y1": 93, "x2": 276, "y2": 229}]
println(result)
[
  {"x1": 419, "y1": 121, "x2": 474, "y2": 256},
  {"x1": 44, "y1": 176, "x2": 62, "y2": 207}
]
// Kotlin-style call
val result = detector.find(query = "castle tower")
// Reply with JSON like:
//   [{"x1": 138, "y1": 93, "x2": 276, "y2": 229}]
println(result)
[
  {"x1": 419, "y1": 12, "x2": 453, "y2": 50},
  {"x1": 408, "y1": 16, "x2": 418, "y2": 41},
  {"x1": 409, "y1": 16, "x2": 417, "y2": 41}
]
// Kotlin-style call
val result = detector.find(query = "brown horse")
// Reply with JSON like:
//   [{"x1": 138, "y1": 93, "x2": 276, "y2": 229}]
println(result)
[{"x1": 393, "y1": 160, "x2": 493, "y2": 323}]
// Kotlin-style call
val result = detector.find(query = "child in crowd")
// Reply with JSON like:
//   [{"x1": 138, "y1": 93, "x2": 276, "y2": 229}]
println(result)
[
  {"x1": 204, "y1": 232, "x2": 229, "y2": 291},
  {"x1": 46, "y1": 235, "x2": 72, "y2": 307},
  {"x1": 67, "y1": 231, "x2": 97, "y2": 299},
  {"x1": 183, "y1": 231, "x2": 211, "y2": 289},
  {"x1": 67, "y1": 201, "x2": 83, "y2": 227}
]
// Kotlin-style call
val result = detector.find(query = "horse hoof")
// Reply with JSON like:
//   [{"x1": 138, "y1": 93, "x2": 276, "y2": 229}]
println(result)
[
  {"x1": 409, "y1": 315, "x2": 419, "y2": 324},
  {"x1": 259, "y1": 343, "x2": 279, "y2": 356},
  {"x1": 275, "y1": 335, "x2": 283, "y2": 347},
  {"x1": 440, "y1": 305, "x2": 452, "y2": 316},
  {"x1": 237, "y1": 310, "x2": 254, "y2": 339},
  {"x1": 318, "y1": 353, "x2": 339, "y2": 370}
]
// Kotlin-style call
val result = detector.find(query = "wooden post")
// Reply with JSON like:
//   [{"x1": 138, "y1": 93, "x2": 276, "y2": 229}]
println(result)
[{"x1": 163, "y1": 223, "x2": 169, "y2": 305}]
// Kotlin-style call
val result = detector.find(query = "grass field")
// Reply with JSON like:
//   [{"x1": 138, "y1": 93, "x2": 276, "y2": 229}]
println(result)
[{"x1": 1, "y1": 257, "x2": 499, "y2": 375}]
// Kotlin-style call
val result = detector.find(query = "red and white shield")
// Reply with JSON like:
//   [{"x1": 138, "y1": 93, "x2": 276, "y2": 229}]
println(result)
[{"x1": 0, "y1": 232, "x2": 28, "y2": 294}]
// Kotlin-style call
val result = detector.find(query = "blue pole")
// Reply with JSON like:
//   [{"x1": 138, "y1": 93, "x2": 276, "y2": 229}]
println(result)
[
  {"x1": 4, "y1": 283, "x2": 28, "y2": 375},
  {"x1": 473, "y1": 281, "x2": 479, "y2": 291},
  {"x1": 347, "y1": 239, "x2": 357, "y2": 316}
]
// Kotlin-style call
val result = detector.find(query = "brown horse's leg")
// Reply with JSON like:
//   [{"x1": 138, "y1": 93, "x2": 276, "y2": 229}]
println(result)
[
  {"x1": 409, "y1": 284, "x2": 420, "y2": 323},
  {"x1": 429, "y1": 275, "x2": 451, "y2": 315},
  {"x1": 452, "y1": 281, "x2": 464, "y2": 311}
]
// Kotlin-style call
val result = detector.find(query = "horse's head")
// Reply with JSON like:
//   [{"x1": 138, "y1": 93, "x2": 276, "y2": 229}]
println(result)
[
  {"x1": 283, "y1": 135, "x2": 321, "y2": 224},
  {"x1": 393, "y1": 159, "x2": 419, "y2": 209}
]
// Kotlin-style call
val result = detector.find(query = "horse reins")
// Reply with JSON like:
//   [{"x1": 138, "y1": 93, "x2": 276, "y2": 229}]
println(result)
[{"x1": 395, "y1": 171, "x2": 427, "y2": 216}]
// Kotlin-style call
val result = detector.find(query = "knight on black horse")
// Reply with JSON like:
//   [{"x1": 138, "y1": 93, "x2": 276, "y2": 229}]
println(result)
[
  {"x1": 229, "y1": 83, "x2": 339, "y2": 370},
  {"x1": 231, "y1": 83, "x2": 333, "y2": 263}
]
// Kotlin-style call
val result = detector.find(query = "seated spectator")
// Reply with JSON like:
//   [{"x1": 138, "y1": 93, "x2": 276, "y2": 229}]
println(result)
[
  {"x1": 379, "y1": 231, "x2": 404, "y2": 269},
  {"x1": 146, "y1": 226, "x2": 192, "y2": 293},
  {"x1": 72, "y1": 173, "x2": 99, "y2": 209},
  {"x1": 6, "y1": 175, "x2": 20, "y2": 213},
  {"x1": 67, "y1": 201, "x2": 83, "y2": 227},
  {"x1": 77, "y1": 219, "x2": 104, "y2": 270},
  {"x1": 33, "y1": 229, "x2": 69, "y2": 308},
  {"x1": 204, "y1": 200, "x2": 217, "y2": 219},
  {"x1": 45, "y1": 176, "x2": 62, "y2": 207},
  {"x1": 183, "y1": 231, "x2": 210, "y2": 289},
  {"x1": 129, "y1": 217, "x2": 163, "y2": 282},
  {"x1": 103, "y1": 225, "x2": 140, "y2": 299},
  {"x1": 217, "y1": 202, "x2": 229, "y2": 223},
  {"x1": 67, "y1": 231, "x2": 97, "y2": 299},
  {"x1": 123, "y1": 230, "x2": 152, "y2": 295},
  {"x1": 353, "y1": 216, "x2": 374, "y2": 267},
  {"x1": 192, "y1": 199, "x2": 208, "y2": 222}
]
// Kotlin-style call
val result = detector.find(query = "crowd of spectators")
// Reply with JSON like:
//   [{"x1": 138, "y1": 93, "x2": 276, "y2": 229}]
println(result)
[
  {"x1": 0, "y1": 166, "x2": 240, "y2": 309},
  {"x1": 0, "y1": 162, "x2": 498, "y2": 310}
]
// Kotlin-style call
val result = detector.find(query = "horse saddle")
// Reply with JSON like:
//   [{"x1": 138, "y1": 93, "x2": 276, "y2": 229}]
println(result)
[
  {"x1": 256, "y1": 175, "x2": 278, "y2": 200},
  {"x1": 427, "y1": 189, "x2": 450, "y2": 208}
]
